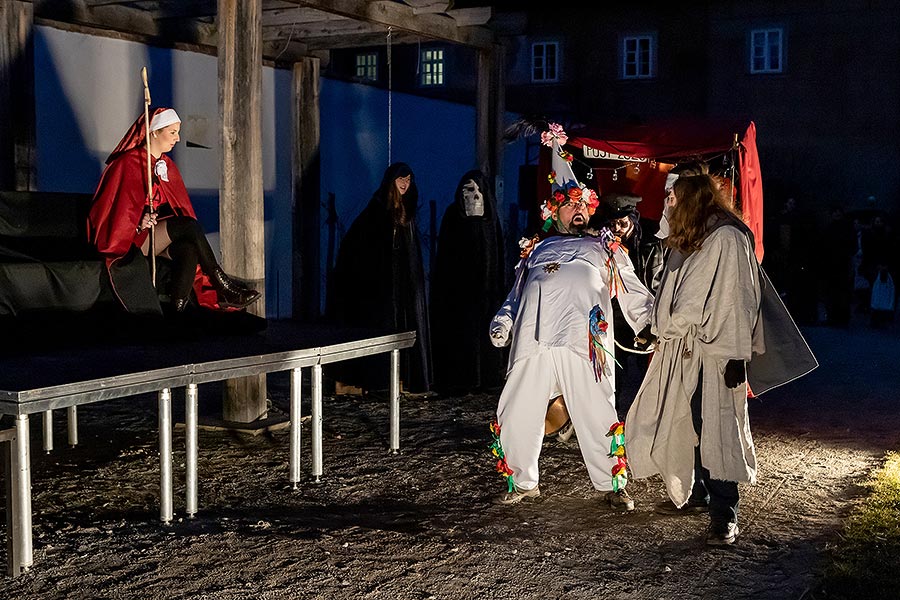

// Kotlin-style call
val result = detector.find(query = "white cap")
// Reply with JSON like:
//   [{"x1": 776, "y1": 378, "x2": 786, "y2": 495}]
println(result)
[{"x1": 149, "y1": 109, "x2": 180, "y2": 132}]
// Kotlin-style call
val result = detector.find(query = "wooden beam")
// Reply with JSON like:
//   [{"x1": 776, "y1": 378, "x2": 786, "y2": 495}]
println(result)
[
  {"x1": 261, "y1": 7, "x2": 332, "y2": 27},
  {"x1": 280, "y1": 0, "x2": 493, "y2": 48},
  {"x1": 0, "y1": 1, "x2": 35, "y2": 191},
  {"x1": 302, "y1": 30, "x2": 418, "y2": 51},
  {"x1": 263, "y1": 18, "x2": 384, "y2": 41},
  {"x1": 219, "y1": 0, "x2": 267, "y2": 423},
  {"x1": 292, "y1": 57, "x2": 322, "y2": 320},
  {"x1": 34, "y1": 0, "x2": 218, "y2": 47}
]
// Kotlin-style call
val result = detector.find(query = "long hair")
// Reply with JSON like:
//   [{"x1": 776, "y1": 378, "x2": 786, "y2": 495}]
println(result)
[
  {"x1": 378, "y1": 162, "x2": 415, "y2": 226},
  {"x1": 666, "y1": 175, "x2": 739, "y2": 254}
]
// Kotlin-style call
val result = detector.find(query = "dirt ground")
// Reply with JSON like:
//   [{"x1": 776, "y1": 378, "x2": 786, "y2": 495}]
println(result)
[{"x1": 2, "y1": 317, "x2": 899, "y2": 600}]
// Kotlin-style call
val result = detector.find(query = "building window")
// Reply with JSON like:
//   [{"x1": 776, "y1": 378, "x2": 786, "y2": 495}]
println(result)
[
  {"x1": 532, "y1": 42, "x2": 559, "y2": 83},
  {"x1": 420, "y1": 48, "x2": 444, "y2": 86},
  {"x1": 621, "y1": 35, "x2": 655, "y2": 79},
  {"x1": 355, "y1": 53, "x2": 378, "y2": 81},
  {"x1": 750, "y1": 28, "x2": 783, "y2": 73}
]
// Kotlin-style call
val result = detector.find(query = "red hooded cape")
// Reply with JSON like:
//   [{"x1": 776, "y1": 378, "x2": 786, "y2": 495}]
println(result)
[{"x1": 88, "y1": 109, "x2": 219, "y2": 311}]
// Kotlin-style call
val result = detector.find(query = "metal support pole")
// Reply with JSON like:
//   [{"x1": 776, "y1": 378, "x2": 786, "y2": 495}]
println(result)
[
  {"x1": 13, "y1": 415, "x2": 33, "y2": 570},
  {"x1": 185, "y1": 384, "x2": 198, "y2": 518},
  {"x1": 389, "y1": 349, "x2": 400, "y2": 454},
  {"x1": 311, "y1": 364, "x2": 323, "y2": 482},
  {"x1": 158, "y1": 388, "x2": 173, "y2": 523},
  {"x1": 289, "y1": 367, "x2": 302, "y2": 489},
  {"x1": 42, "y1": 410, "x2": 53, "y2": 453},
  {"x1": 67, "y1": 406, "x2": 78, "y2": 447}
]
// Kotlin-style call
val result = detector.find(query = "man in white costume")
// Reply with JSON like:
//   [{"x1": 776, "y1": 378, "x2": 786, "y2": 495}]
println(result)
[{"x1": 489, "y1": 124, "x2": 654, "y2": 509}]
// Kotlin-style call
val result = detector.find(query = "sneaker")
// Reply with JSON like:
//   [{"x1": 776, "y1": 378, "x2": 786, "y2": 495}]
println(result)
[
  {"x1": 706, "y1": 522, "x2": 740, "y2": 546},
  {"x1": 606, "y1": 489, "x2": 635, "y2": 512},
  {"x1": 492, "y1": 485, "x2": 540, "y2": 505},
  {"x1": 654, "y1": 499, "x2": 709, "y2": 515}
]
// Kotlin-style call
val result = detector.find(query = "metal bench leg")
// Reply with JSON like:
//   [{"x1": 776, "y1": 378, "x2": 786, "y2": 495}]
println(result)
[
  {"x1": 289, "y1": 367, "x2": 302, "y2": 489},
  {"x1": 42, "y1": 410, "x2": 53, "y2": 454},
  {"x1": 13, "y1": 415, "x2": 33, "y2": 572},
  {"x1": 311, "y1": 364, "x2": 322, "y2": 482},
  {"x1": 158, "y1": 388, "x2": 173, "y2": 523},
  {"x1": 67, "y1": 406, "x2": 78, "y2": 447},
  {"x1": 389, "y1": 349, "x2": 400, "y2": 454},
  {"x1": 185, "y1": 384, "x2": 198, "y2": 518}
]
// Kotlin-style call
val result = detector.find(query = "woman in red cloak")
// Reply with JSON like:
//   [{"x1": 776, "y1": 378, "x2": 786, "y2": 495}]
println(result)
[{"x1": 88, "y1": 107, "x2": 260, "y2": 314}]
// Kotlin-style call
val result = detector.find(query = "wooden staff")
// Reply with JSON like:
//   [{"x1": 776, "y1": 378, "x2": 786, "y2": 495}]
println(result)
[{"x1": 141, "y1": 67, "x2": 156, "y2": 286}]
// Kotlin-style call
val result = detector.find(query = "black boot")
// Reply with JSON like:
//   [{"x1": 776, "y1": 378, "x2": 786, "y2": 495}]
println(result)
[
  {"x1": 210, "y1": 268, "x2": 261, "y2": 309},
  {"x1": 173, "y1": 296, "x2": 192, "y2": 313}
]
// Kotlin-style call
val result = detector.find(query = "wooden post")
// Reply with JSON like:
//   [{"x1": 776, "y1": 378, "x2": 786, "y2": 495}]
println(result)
[
  {"x1": 0, "y1": 1, "x2": 36, "y2": 191},
  {"x1": 218, "y1": 0, "x2": 266, "y2": 423},
  {"x1": 292, "y1": 57, "x2": 322, "y2": 321},
  {"x1": 475, "y1": 46, "x2": 492, "y2": 178},
  {"x1": 476, "y1": 42, "x2": 506, "y2": 201}
]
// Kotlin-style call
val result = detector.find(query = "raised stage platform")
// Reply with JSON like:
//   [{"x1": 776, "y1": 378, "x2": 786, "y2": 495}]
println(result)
[{"x1": 0, "y1": 320, "x2": 415, "y2": 577}]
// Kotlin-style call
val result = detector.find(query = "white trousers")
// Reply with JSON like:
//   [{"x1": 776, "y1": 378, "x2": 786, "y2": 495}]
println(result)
[{"x1": 497, "y1": 345, "x2": 619, "y2": 492}]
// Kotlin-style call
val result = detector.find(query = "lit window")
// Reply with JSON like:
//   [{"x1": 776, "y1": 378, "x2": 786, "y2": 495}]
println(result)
[
  {"x1": 622, "y1": 35, "x2": 655, "y2": 79},
  {"x1": 750, "y1": 28, "x2": 783, "y2": 74},
  {"x1": 420, "y1": 48, "x2": 444, "y2": 87},
  {"x1": 532, "y1": 42, "x2": 559, "y2": 83},
  {"x1": 355, "y1": 53, "x2": 378, "y2": 81}
]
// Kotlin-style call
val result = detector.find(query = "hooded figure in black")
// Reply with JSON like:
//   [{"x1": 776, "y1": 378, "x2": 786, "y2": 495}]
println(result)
[
  {"x1": 327, "y1": 162, "x2": 432, "y2": 393},
  {"x1": 430, "y1": 169, "x2": 506, "y2": 393}
]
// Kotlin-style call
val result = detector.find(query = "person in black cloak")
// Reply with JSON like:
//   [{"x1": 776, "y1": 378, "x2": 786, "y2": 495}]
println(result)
[
  {"x1": 327, "y1": 162, "x2": 432, "y2": 394},
  {"x1": 430, "y1": 170, "x2": 506, "y2": 394}
]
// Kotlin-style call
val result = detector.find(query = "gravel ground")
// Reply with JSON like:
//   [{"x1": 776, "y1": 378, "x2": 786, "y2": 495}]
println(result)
[{"x1": 1, "y1": 317, "x2": 898, "y2": 600}]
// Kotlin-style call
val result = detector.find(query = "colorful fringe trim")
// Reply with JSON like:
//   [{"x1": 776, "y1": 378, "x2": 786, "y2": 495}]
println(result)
[
  {"x1": 607, "y1": 421, "x2": 628, "y2": 492},
  {"x1": 489, "y1": 420, "x2": 515, "y2": 492},
  {"x1": 588, "y1": 304, "x2": 621, "y2": 381}
]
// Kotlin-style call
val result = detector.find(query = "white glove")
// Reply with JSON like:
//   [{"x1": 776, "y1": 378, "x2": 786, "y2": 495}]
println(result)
[{"x1": 489, "y1": 315, "x2": 512, "y2": 348}]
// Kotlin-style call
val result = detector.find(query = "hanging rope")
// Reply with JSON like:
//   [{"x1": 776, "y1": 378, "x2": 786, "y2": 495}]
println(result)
[{"x1": 387, "y1": 27, "x2": 393, "y2": 165}]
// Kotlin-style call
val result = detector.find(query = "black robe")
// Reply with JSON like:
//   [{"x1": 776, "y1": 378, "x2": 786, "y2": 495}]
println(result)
[
  {"x1": 327, "y1": 162, "x2": 432, "y2": 393},
  {"x1": 430, "y1": 170, "x2": 506, "y2": 392}
]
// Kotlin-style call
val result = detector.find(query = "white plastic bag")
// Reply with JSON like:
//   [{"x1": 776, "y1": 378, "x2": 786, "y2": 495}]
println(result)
[{"x1": 870, "y1": 271, "x2": 896, "y2": 312}]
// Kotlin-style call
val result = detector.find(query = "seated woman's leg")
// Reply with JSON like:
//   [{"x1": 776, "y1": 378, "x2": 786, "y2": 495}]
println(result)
[
  {"x1": 163, "y1": 216, "x2": 260, "y2": 309},
  {"x1": 166, "y1": 240, "x2": 199, "y2": 312}
]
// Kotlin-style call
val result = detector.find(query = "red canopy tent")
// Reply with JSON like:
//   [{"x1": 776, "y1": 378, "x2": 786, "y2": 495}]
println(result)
[{"x1": 540, "y1": 119, "x2": 765, "y2": 260}]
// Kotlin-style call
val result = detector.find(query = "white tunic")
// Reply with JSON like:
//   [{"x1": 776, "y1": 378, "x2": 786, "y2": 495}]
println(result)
[{"x1": 492, "y1": 234, "x2": 653, "y2": 389}]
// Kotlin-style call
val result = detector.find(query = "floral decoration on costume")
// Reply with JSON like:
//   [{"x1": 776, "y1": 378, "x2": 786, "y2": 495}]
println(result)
[
  {"x1": 606, "y1": 421, "x2": 629, "y2": 491},
  {"x1": 518, "y1": 234, "x2": 541, "y2": 259},
  {"x1": 588, "y1": 304, "x2": 620, "y2": 381},
  {"x1": 489, "y1": 420, "x2": 515, "y2": 492}
]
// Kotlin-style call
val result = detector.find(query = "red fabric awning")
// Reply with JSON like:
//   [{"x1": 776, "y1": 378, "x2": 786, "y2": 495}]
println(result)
[{"x1": 562, "y1": 119, "x2": 765, "y2": 260}]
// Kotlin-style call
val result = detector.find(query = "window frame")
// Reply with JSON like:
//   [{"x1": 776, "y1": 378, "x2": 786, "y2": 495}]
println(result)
[
  {"x1": 749, "y1": 27, "x2": 784, "y2": 74},
  {"x1": 419, "y1": 47, "x2": 445, "y2": 87},
  {"x1": 354, "y1": 52, "x2": 378, "y2": 82},
  {"x1": 620, "y1": 34, "x2": 657, "y2": 80},
  {"x1": 531, "y1": 41, "x2": 560, "y2": 83}
]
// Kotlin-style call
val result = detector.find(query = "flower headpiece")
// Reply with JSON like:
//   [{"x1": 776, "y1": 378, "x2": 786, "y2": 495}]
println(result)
[{"x1": 538, "y1": 123, "x2": 599, "y2": 231}]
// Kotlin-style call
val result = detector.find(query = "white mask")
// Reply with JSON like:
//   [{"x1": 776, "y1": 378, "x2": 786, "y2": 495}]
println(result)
[
  {"x1": 462, "y1": 179, "x2": 484, "y2": 217},
  {"x1": 656, "y1": 203, "x2": 671, "y2": 239}
]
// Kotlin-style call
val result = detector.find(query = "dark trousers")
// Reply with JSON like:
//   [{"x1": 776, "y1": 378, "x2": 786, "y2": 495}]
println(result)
[{"x1": 690, "y1": 369, "x2": 740, "y2": 528}]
